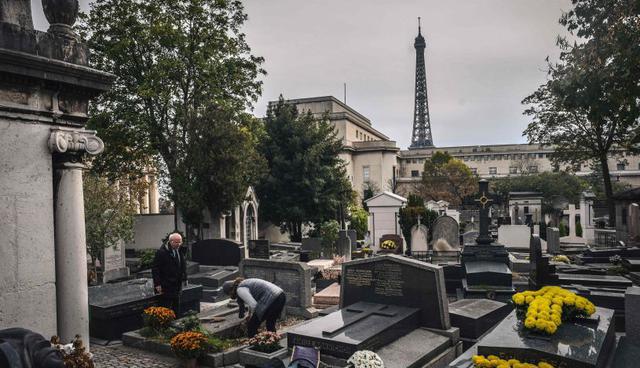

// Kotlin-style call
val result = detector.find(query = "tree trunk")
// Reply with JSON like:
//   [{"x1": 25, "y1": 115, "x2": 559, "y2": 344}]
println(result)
[
  {"x1": 290, "y1": 221, "x2": 302, "y2": 242},
  {"x1": 600, "y1": 154, "x2": 616, "y2": 227}
]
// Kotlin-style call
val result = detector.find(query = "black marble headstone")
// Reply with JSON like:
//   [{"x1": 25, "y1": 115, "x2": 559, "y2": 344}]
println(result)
[
  {"x1": 192, "y1": 238, "x2": 244, "y2": 266},
  {"x1": 529, "y1": 234, "x2": 558, "y2": 288},
  {"x1": 248, "y1": 239, "x2": 270, "y2": 259},
  {"x1": 88, "y1": 279, "x2": 203, "y2": 340},
  {"x1": 287, "y1": 301, "x2": 420, "y2": 359},
  {"x1": 476, "y1": 308, "x2": 615, "y2": 368},
  {"x1": 449, "y1": 298, "x2": 512, "y2": 340},
  {"x1": 340, "y1": 255, "x2": 450, "y2": 330}
]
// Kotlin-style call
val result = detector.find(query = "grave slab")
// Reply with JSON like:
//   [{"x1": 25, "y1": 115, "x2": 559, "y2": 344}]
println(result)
[
  {"x1": 375, "y1": 328, "x2": 453, "y2": 368},
  {"x1": 312, "y1": 282, "x2": 340, "y2": 308},
  {"x1": 287, "y1": 301, "x2": 420, "y2": 359},
  {"x1": 475, "y1": 308, "x2": 615, "y2": 368},
  {"x1": 449, "y1": 299, "x2": 512, "y2": 340}
]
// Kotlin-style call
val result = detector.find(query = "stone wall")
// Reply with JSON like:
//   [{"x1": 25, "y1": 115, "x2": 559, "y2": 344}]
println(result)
[{"x1": 0, "y1": 121, "x2": 57, "y2": 336}]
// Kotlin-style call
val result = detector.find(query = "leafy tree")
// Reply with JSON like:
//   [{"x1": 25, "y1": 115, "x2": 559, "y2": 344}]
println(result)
[
  {"x1": 349, "y1": 206, "x2": 369, "y2": 239},
  {"x1": 362, "y1": 181, "x2": 380, "y2": 211},
  {"x1": 523, "y1": 0, "x2": 640, "y2": 224},
  {"x1": 318, "y1": 220, "x2": 341, "y2": 255},
  {"x1": 418, "y1": 151, "x2": 476, "y2": 206},
  {"x1": 81, "y1": 0, "x2": 265, "y2": 229},
  {"x1": 492, "y1": 172, "x2": 589, "y2": 215},
  {"x1": 257, "y1": 96, "x2": 352, "y2": 241},
  {"x1": 83, "y1": 174, "x2": 139, "y2": 270}
]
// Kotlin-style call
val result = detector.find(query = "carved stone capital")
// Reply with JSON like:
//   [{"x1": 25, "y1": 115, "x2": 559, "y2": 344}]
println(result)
[{"x1": 48, "y1": 127, "x2": 104, "y2": 155}]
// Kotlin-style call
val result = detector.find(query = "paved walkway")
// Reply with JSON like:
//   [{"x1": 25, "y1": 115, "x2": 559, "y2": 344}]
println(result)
[{"x1": 92, "y1": 344, "x2": 180, "y2": 368}]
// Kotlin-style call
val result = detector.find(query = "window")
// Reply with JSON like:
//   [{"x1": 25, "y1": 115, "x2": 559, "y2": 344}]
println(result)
[
  {"x1": 509, "y1": 167, "x2": 518, "y2": 174},
  {"x1": 638, "y1": 162, "x2": 640, "y2": 170},
  {"x1": 528, "y1": 165, "x2": 538, "y2": 173},
  {"x1": 524, "y1": 206, "x2": 529, "y2": 214},
  {"x1": 411, "y1": 170, "x2": 420, "y2": 177},
  {"x1": 489, "y1": 167, "x2": 497, "y2": 175},
  {"x1": 538, "y1": 153, "x2": 544, "y2": 158},
  {"x1": 363, "y1": 166, "x2": 370, "y2": 182},
  {"x1": 470, "y1": 168, "x2": 477, "y2": 174},
  {"x1": 498, "y1": 155, "x2": 503, "y2": 160},
  {"x1": 617, "y1": 163, "x2": 626, "y2": 170}
]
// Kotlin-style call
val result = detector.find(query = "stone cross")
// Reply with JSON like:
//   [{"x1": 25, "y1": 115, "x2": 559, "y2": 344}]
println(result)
[
  {"x1": 417, "y1": 214, "x2": 422, "y2": 226},
  {"x1": 322, "y1": 304, "x2": 397, "y2": 336},
  {"x1": 475, "y1": 180, "x2": 494, "y2": 245},
  {"x1": 563, "y1": 204, "x2": 580, "y2": 238}
]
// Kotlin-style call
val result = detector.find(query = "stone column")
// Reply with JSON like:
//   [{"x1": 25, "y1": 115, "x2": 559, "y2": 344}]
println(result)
[
  {"x1": 141, "y1": 175, "x2": 150, "y2": 214},
  {"x1": 49, "y1": 127, "x2": 104, "y2": 343},
  {"x1": 149, "y1": 174, "x2": 160, "y2": 214}
]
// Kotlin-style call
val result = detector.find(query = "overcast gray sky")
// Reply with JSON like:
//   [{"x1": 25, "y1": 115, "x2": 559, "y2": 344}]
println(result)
[{"x1": 32, "y1": 0, "x2": 572, "y2": 149}]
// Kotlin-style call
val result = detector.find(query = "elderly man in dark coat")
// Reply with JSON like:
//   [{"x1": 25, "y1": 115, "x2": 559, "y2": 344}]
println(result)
[{"x1": 152, "y1": 232, "x2": 187, "y2": 315}]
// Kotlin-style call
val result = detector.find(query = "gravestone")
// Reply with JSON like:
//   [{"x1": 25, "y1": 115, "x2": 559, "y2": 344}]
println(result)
[
  {"x1": 629, "y1": 204, "x2": 640, "y2": 243},
  {"x1": 432, "y1": 215, "x2": 460, "y2": 249},
  {"x1": 462, "y1": 180, "x2": 514, "y2": 300},
  {"x1": 88, "y1": 279, "x2": 203, "y2": 340},
  {"x1": 610, "y1": 286, "x2": 640, "y2": 368},
  {"x1": 301, "y1": 237, "x2": 322, "y2": 261},
  {"x1": 288, "y1": 255, "x2": 459, "y2": 364},
  {"x1": 103, "y1": 242, "x2": 130, "y2": 282},
  {"x1": 529, "y1": 234, "x2": 558, "y2": 288},
  {"x1": 547, "y1": 227, "x2": 560, "y2": 254},
  {"x1": 337, "y1": 230, "x2": 353, "y2": 261},
  {"x1": 340, "y1": 255, "x2": 450, "y2": 329},
  {"x1": 378, "y1": 234, "x2": 403, "y2": 254},
  {"x1": 248, "y1": 239, "x2": 270, "y2": 259},
  {"x1": 192, "y1": 238, "x2": 244, "y2": 266},
  {"x1": 347, "y1": 229, "x2": 357, "y2": 249},
  {"x1": 240, "y1": 258, "x2": 316, "y2": 318},
  {"x1": 497, "y1": 225, "x2": 531, "y2": 250},
  {"x1": 410, "y1": 224, "x2": 429, "y2": 253}
]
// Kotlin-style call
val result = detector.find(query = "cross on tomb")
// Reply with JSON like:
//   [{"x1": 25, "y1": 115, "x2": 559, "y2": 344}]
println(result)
[
  {"x1": 562, "y1": 204, "x2": 580, "y2": 238},
  {"x1": 322, "y1": 304, "x2": 398, "y2": 337},
  {"x1": 475, "y1": 180, "x2": 494, "y2": 245},
  {"x1": 417, "y1": 214, "x2": 422, "y2": 226}
]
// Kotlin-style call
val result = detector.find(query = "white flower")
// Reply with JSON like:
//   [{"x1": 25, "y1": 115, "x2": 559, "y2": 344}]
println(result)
[
  {"x1": 347, "y1": 350, "x2": 384, "y2": 368},
  {"x1": 62, "y1": 343, "x2": 74, "y2": 355}
]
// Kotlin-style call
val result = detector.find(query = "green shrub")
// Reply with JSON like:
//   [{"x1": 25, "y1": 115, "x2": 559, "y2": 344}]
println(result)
[
  {"x1": 349, "y1": 207, "x2": 368, "y2": 239},
  {"x1": 139, "y1": 249, "x2": 156, "y2": 270},
  {"x1": 576, "y1": 221, "x2": 583, "y2": 237},
  {"x1": 319, "y1": 220, "x2": 340, "y2": 255},
  {"x1": 559, "y1": 222, "x2": 568, "y2": 237}
]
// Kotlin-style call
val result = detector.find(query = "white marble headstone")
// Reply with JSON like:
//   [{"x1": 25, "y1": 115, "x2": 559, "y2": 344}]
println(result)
[{"x1": 411, "y1": 224, "x2": 429, "y2": 252}]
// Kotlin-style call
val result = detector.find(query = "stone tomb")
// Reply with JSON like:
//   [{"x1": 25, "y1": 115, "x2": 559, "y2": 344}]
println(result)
[
  {"x1": 88, "y1": 279, "x2": 203, "y2": 340},
  {"x1": 240, "y1": 258, "x2": 316, "y2": 318},
  {"x1": 410, "y1": 224, "x2": 429, "y2": 253},
  {"x1": 192, "y1": 238, "x2": 244, "y2": 266},
  {"x1": 337, "y1": 230, "x2": 353, "y2": 261},
  {"x1": 248, "y1": 239, "x2": 270, "y2": 259},
  {"x1": 450, "y1": 307, "x2": 616, "y2": 368},
  {"x1": 432, "y1": 215, "x2": 460, "y2": 250},
  {"x1": 189, "y1": 265, "x2": 239, "y2": 302},
  {"x1": 288, "y1": 255, "x2": 461, "y2": 366}
]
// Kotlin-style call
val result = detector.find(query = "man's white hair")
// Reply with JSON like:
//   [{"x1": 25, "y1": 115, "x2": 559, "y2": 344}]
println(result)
[{"x1": 169, "y1": 233, "x2": 182, "y2": 241}]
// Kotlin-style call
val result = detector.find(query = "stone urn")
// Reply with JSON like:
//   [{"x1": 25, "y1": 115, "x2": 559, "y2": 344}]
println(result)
[{"x1": 42, "y1": 0, "x2": 79, "y2": 38}]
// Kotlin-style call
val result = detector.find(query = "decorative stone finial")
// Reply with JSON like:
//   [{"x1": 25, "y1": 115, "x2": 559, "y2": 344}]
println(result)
[
  {"x1": 0, "y1": 0, "x2": 34, "y2": 29},
  {"x1": 49, "y1": 128, "x2": 104, "y2": 156},
  {"x1": 42, "y1": 0, "x2": 79, "y2": 39}
]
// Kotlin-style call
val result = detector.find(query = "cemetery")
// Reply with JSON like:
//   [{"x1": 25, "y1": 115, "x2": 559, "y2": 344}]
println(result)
[{"x1": 1, "y1": 1, "x2": 640, "y2": 368}]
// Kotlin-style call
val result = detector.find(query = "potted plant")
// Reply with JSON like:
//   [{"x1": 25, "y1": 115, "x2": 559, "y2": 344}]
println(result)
[
  {"x1": 170, "y1": 331, "x2": 210, "y2": 368},
  {"x1": 141, "y1": 306, "x2": 176, "y2": 338},
  {"x1": 239, "y1": 331, "x2": 287, "y2": 367}
]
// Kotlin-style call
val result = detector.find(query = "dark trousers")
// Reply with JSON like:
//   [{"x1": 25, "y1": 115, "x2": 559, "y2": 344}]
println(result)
[
  {"x1": 247, "y1": 293, "x2": 286, "y2": 337},
  {"x1": 160, "y1": 292, "x2": 181, "y2": 317}
]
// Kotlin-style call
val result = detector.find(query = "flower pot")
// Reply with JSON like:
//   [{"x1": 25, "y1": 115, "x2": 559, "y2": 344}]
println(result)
[
  {"x1": 239, "y1": 346, "x2": 287, "y2": 368},
  {"x1": 183, "y1": 358, "x2": 198, "y2": 368}
]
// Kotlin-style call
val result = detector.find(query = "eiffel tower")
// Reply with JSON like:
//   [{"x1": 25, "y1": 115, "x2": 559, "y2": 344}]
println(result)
[{"x1": 410, "y1": 17, "x2": 434, "y2": 149}]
